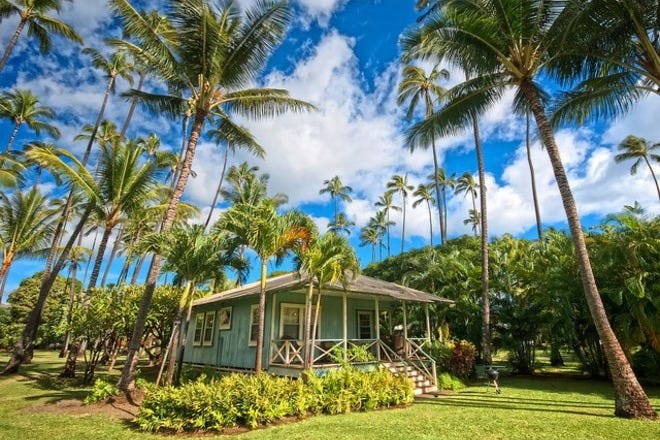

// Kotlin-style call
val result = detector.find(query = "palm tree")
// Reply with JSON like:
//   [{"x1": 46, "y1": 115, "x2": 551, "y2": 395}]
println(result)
[
  {"x1": 297, "y1": 232, "x2": 359, "y2": 369},
  {"x1": 463, "y1": 209, "x2": 480, "y2": 237},
  {"x1": 374, "y1": 191, "x2": 399, "y2": 257},
  {"x1": 615, "y1": 135, "x2": 660, "y2": 202},
  {"x1": 412, "y1": 183, "x2": 435, "y2": 246},
  {"x1": 0, "y1": 88, "x2": 60, "y2": 152},
  {"x1": 404, "y1": 0, "x2": 656, "y2": 418},
  {"x1": 80, "y1": 48, "x2": 134, "y2": 165},
  {"x1": 397, "y1": 64, "x2": 449, "y2": 244},
  {"x1": 0, "y1": 151, "x2": 24, "y2": 187},
  {"x1": 455, "y1": 172, "x2": 479, "y2": 230},
  {"x1": 428, "y1": 168, "x2": 454, "y2": 240},
  {"x1": 386, "y1": 174, "x2": 413, "y2": 255},
  {"x1": 359, "y1": 224, "x2": 379, "y2": 263},
  {"x1": 327, "y1": 212, "x2": 355, "y2": 236},
  {"x1": 370, "y1": 210, "x2": 391, "y2": 261},
  {"x1": 0, "y1": 188, "x2": 57, "y2": 302},
  {"x1": 220, "y1": 163, "x2": 287, "y2": 207},
  {"x1": 110, "y1": 0, "x2": 313, "y2": 392},
  {"x1": 319, "y1": 175, "x2": 353, "y2": 224},
  {"x1": 217, "y1": 199, "x2": 314, "y2": 373},
  {"x1": 0, "y1": 0, "x2": 83, "y2": 73},
  {"x1": 203, "y1": 121, "x2": 264, "y2": 229},
  {"x1": 150, "y1": 224, "x2": 245, "y2": 385}
]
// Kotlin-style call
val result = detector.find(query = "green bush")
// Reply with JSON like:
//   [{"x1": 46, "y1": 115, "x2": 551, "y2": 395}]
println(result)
[
  {"x1": 428, "y1": 340, "x2": 453, "y2": 372},
  {"x1": 631, "y1": 346, "x2": 660, "y2": 382},
  {"x1": 135, "y1": 368, "x2": 414, "y2": 433},
  {"x1": 450, "y1": 340, "x2": 477, "y2": 378},
  {"x1": 436, "y1": 372, "x2": 465, "y2": 391},
  {"x1": 84, "y1": 378, "x2": 120, "y2": 404}
]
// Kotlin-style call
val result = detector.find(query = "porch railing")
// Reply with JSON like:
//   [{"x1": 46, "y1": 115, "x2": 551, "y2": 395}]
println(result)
[{"x1": 403, "y1": 338, "x2": 437, "y2": 388}]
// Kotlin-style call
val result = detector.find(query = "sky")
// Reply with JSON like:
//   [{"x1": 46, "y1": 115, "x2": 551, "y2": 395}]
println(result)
[{"x1": 0, "y1": 0, "x2": 659, "y2": 296}]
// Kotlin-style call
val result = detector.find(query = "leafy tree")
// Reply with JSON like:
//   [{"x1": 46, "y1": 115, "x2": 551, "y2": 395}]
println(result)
[
  {"x1": 319, "y1": 175, "x2": 353, "y2": 225},
  {"x1": 386, "y1": 174, "x2": 413, "y2": 255},
  {"x1": 374, "y1": 191, "x2": 399, "y2": 257},
  {"x1": 327, "y1": 212, "x2": 355, "y2": 237},
  {"x1": 615, "y1": 135, "x2": 660, "y2": 202},
  {"x1": 0, "y1": 0, "x2": 83, "y2": 73},
  {"x1": 412, "y1": 183, "x2": 435, "y2": 246}
]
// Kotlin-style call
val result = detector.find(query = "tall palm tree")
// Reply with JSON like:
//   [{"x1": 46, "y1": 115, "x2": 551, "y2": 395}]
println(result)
[
  {"x1": 217, "y1": 199, "x2": 314, "y2": 373},
  {"x1": 412, "y1": 183, "x2": 435, "y2": 246},
  {"x1": 109, "y1": 0, "x2": 313, "y2": 392},
  {"x1": 203, "y1": 121, "x2": 264, "y2": 229},
  {"x1": 0, "y1": 0, "x2": 83, "y2": 73},
  {"x1": 374, "y1": 191, "x2": 399, "y2": 257},
  {"x1": 525, "y1": 112, "x2": 543, "y2": 239},
  {"x1": 80, "y1": 48, "x2": 134, "y2": 165},
  {"x1": 319, "y1": 175, "x2": 353, "y2": 224},
  {"x1": 297, "y1": 232, "x2": 359, "y2": 369},
  {"x1": 403, "y1": 0, "x2": 656, "y2": 418},
  {"x1": 370, "y1": 210, "x2": 390, "y2": 261},
  {"x1": 455, "y1": 172, "x2": 479, "y2": 230},
  {"x1": 0, "y1": 88, "x2": 60, "y2": 152},
  {"x1": 0, "y1": 188, "x2": 57, "y2": 302},
  {"x1": 327, "y1": 212, "x2": 355, "y2": 236},
  {"x1": 615, "y1": 135, "x2": 660, "y2": 202},
  {"x1": 397, "y1": 64, "x2": 449, "y2": 244},
  {"x1": 359, "y1": 224, "x2": 379, "y2": 263},
  {"x1": 220, "y1": 163, "x2": 287, "y2": 207},
  {"x1": 429, "y1": 168, "x2": 454, "y2": 240},
  {"x1": 463, "y1": 209, "x2": 480, "y2": 237},
  {"x1": 386, "y1": 174, "x2": 413, "y2": 255},
  {"x1": 0, "y1": 151, "x2": 24, "y2": 187}
]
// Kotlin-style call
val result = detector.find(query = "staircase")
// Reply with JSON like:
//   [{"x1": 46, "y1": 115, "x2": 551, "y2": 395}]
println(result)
[{"x1": 383, "y1": 361, "x2": 437, "y2": 395}]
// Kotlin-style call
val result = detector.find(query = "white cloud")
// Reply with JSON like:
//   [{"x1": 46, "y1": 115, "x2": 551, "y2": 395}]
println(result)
[{"x1": 295, "y1": 0, "x2": 347, "y2": 28}]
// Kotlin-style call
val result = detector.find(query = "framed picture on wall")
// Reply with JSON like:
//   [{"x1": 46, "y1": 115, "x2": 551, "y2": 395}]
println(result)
[{"x1": 218, "y1": 306, "x2": 232, "y2": 330}]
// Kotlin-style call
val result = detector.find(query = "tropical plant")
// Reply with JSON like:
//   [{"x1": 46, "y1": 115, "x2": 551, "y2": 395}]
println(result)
[
  {"x1": 110, "y1": 0, "x2": 314, "y2": 392},
  {"x1": 614, "y1": 135, "x2": 660, "y2": 202},
  {"x1": 0, "y1": 0, "x2": 83, "y2": 73},
  {"x1": 525, "y1": 112, "x2": 543, "y2": 239},
  {"x1": 217, "y1": 199, "x2": 314, "y2": 372},
  {"x1": 455, "y1": 172, "x2": 479, "y2": 232},
  {"x1": 359, "y1": 224, "x2": 380, "y2": 263},
  {"x1": 319, "y1": 175, "x2": 353, "y2": 225},
  {"x1": 412, "y1": 183, "x2": 435, "y2": 245},
  {"x1": 398, "y1": 64, "x2": 449, "y2": 244},
  {"x1": 0, "y1": 88, "x2": 60, "y2": 152},
  {"x1": 402, "y1": 0, "x2": 655, "y2": 417},
  {"x1": 386, "y1": 174, "x2": 413, "y2": 255},
  {"x1": 374, "y1": 191, "x2": 399, "y2": 257},
  {"x1": 327, "y1": 212, "x2": 355, "y2": 236}
]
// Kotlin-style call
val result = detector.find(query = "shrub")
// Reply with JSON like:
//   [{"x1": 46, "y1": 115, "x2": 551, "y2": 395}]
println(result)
[
  {"x1": 84, "y1": 378, "x2": 120, "y2": 404},
  {"x1": 428, "y1": 340, "x2": 453, "y2": 372},
  {"x1": 436, "y1": 372, "x2": 465, "y2": 391},
  {"x1": 449, "y1": 339, "x2": 477, "y2": 378},
  {"x1": 631, "y1": 346, "x2": 660, "y2": 382},
  {"x1": 135, "y1": 368, "x2": 414, "y2": 433}
]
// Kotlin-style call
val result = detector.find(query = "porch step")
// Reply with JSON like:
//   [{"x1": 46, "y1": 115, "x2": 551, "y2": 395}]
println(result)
[{"x1": 384, "y1": 361, "x2": 436, "y2": 396}]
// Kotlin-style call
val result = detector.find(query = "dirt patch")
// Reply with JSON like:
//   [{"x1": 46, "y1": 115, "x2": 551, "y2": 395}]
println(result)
[{"x1": 23, "y1": 394, "x2": 141, "y2": 421}]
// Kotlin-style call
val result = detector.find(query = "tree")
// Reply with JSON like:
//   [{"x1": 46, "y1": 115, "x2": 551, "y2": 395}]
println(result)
[
  {"x1": 397, "y1": 64, "x2": 449, "y2": 244},
  {"x1": 0, "y1": 0, "x2": 83, "y2": 73},
  {"x1": 412, "y1": 183, "x2": 435, "y2": 246},
  {"x1": 319, "y1": 175, "x2": 353, "y2": 225},
  {"x1": 110, "y1": 0, "x2": 313, "y2": 392},
  {"x1": 455, "y1": 172, "x2": 479, "y2": 232},
  {"x1": 374, "y1": 191, "x2": 399, "y2": 257},
  {"x1": 359, "y1": 224, "x2": 379, "y2": 263},
  {"x1": 463, "y1": 209, "x2": 480, "y2": 237},
  {"x1": 327, "y1": 212, "x2": 355, "y2": 237},
  {"x1": 297, "y1": 232, "x2": 359, "y2": 369},
  {"x1": 386, "y1": 174, "x2": 413, "y2": 255},
  {"x1": 0, "y1": 88, "x2": 60, "y2": 152},
  {"x1": 217, "y1": 199, "x2": 314, "y2": 373},
  {"x1": 404, "y1": 0, "x2": 656, "y2": 418},
  {"x1": 525, "y1": 112, "x2": 543, "y2": 239},
  {"x1": 429, "y1": 167, "x2": 455, "y2": 240},
  {"x1": 615, "y1": 135, "x2": 660, "y2": 202},
  {"x1": 0, "y1": 189, "x2": 57, "y2": 302}
]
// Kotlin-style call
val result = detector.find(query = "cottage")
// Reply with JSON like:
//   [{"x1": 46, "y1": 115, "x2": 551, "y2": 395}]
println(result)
[{"x1": 182, "y1": 272, "x2": 452, "y2": 394}]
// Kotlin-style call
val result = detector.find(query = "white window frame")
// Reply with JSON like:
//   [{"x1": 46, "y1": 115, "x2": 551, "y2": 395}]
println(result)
[
  {"x1": 193, "y1": 312, "x2": 205, "y2": 346},
  {"x1": 356, "y1": 310, "x2": 373, "y2": 339},
  {"x1": 202, "y1": 311, "x2": 216, "y2": 346},
  {"x1": 248, "y1": 304, "x2": 259, "y2": 346},
  {"x1": 279, "y1": 303, "x2": 305, "y2": 341}
]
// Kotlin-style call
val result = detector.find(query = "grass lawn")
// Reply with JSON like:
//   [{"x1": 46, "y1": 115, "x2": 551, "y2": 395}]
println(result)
[{"x1": 0, "y1": 351, "x2": 658, "y2": 440}]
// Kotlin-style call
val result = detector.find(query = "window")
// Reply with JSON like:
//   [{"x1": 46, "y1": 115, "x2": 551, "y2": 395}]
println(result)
[
  {"x1": 202, "y1": 312, "x2": 216, "y2": 346},
  {"x1": 280, "y1": 303, "x2": 305, "y2": 340},
  {"x1": 193, "y1": 313, "x2": 205, "y2": 346},
  {"x1": 249, "y1": 304, "x2": 259, "y2": 346},
  {"x1": 357, "y1": 311, "x2": 373, "y2": 339}
]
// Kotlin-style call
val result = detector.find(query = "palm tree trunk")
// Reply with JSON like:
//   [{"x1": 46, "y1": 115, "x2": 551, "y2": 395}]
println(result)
[
  {"x1": 0, "y1": 266, "x2": 10, "y2": 303},
  {"x1": 118, "y1": 110, "x2": 206, "y2": 393},
  {"x1": 525, "y1": 112, "x2": 543, "y2": 239},
  {"x1": 4, "y1": 122, "x2": 21, "y2": 153},
  {"x1": 129, "y1": 256, "x2": 144, "y2": 285},
  {"x1": 303, "y1": 280, "x2": 314, "y2": 369},
  {"x1": 522, "y1": 82, "x2": 656, "y2": 419},
  {"x1": 203, "y1": 144, "x2": 230, "y2": 230},
  {"x1": 60, "y1": 259, "x2": 78, "y2": 357},
  {"x1": 386, "y1": 211, "x2": 391, "y2": 258},
  {"x1": 0, "y1": 18, "x2": 27, "y2": 74},
  {"x1": 86, "y1": 224, "x2": 113, "y2": 293},
  {"x1": 174, "y1": 286, "x2": 196, "y2": 386},
  {"x1": 442, "y1": 186, "x2": 448, "y2": 241},
  {"x1": 401, "y1": 196, "x2": 407, "y2": 255},
  {"x1": 426, "y1": 200, "x2": 433, "y2": 247},
  {"x1": 82, "y1": 76, "x2": 116, "y2": 165},
  {"x1": 166, "y1": 281, "x2": 191, "y2": 385},
  {"x1": 642, "y1": 156, "x2": 660, "y2": 202},
  {"x1": 472, "y1": 112, "x2": 491, "y2": 365},
  {"x1": 426, "y1": 93, "x2": 445, "y2": 246},
  {"x1": 101, "y1": 225, "x2": 123, "y2": 287},
  {"x1": 119, "y1": 72, "x2": 145, "y2": 139},
  {"x1": 255, "y1": 261, "x2": 267, "y2": 373},
  {"x1": 2, "y1": 207, "x2": 92, "y2": 375}
]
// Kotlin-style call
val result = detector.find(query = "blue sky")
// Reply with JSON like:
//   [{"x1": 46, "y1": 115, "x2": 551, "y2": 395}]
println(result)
[{"x1": 0, "y1": 0, "x2": 659, "y2": 295}]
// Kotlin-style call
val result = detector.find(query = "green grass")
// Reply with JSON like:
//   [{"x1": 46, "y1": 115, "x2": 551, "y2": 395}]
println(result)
[{"x1": 0, "y1": 351, "x2": 658, "y2": 440}]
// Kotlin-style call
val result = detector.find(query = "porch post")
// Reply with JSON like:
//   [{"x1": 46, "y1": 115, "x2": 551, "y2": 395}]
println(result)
[
  {"x1": 425, "y1": 303, "x2": 431, "y2": 344},
  {"x1": 402, "y1": 301, "x2": 408, "y2": 359},
  {"x1": 269, "y1": 293, "x2": 277, "y2": 367},
  {"x1": 374, "y1": 297, "x2": 381, "y2": 361},
  {"x1": 343, "y1": 291, "x2": 348, "y2": 362}
]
